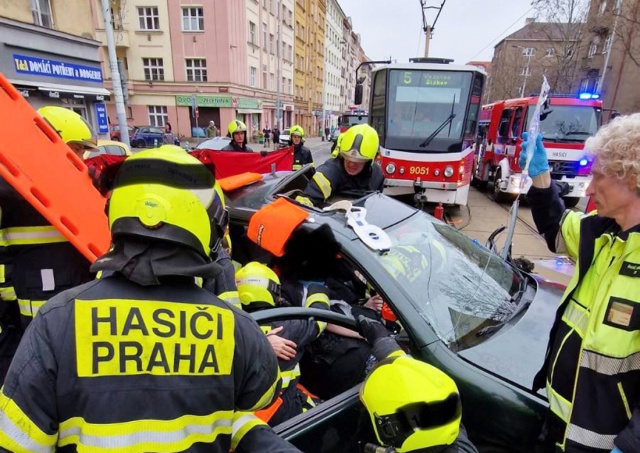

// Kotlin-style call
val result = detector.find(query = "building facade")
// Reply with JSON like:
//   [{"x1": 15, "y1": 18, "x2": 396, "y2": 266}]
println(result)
[
  {"x1": 487, "y1": 18, "x2": 584, "y2": 102},
  {"x1": 322, "y1": 0, "x2": 344, "y2": 132},
  {"x1": 578, "y1": 0, "x2": 640, "y2": 119},
  {"x1": 0, "y1": 0, "x2": 109, "y2": 137}
]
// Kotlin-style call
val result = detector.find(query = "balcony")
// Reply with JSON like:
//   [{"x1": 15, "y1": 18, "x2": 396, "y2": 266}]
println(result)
[{"x1": 95, "y1": 29, "x2": 130, "y2": 48}]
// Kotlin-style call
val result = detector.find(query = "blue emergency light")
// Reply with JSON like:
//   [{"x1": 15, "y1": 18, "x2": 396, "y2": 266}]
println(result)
[
  {"x1": 578, "y1": 92, "x2": 600, "y2": 100},
  {"x1": 579, "y1": 158, "x2": 589, "y2": 166}
]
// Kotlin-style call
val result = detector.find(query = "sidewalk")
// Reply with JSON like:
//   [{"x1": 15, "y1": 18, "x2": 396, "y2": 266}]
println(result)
[{"x1": 462, "y1": 189, "x2": 573, "y2": 286}]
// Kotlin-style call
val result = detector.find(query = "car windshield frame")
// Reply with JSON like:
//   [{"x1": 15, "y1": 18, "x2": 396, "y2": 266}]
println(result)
[{"x1": 360, "y1": 210, "x2": 527, "y2": 352}]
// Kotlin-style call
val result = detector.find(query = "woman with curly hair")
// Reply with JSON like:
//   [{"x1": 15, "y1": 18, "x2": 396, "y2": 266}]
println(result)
[{"x1": 523, "y1": 113, "x2": 640, "y2": 453}]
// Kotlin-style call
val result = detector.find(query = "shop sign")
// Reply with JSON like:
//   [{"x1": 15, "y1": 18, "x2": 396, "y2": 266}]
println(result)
[
  {"x1": 95, "y1": 103, "x2": 109, "y2": 134},
  {"x1": 176, "y1": 94, "x2": 259, "y2": 109},
  {"x1": 13, "y1": 54, "x2": 103, "y2": 83}
]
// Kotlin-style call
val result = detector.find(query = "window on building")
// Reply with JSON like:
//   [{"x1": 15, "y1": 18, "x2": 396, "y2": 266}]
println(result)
[
  {"x1": 522, "y1": 47, "x2": 535, "y2": 56},
  {"x1": 262, "y1": 23, "x2": 267, "y2": 49},
  {"x1": 263, "y1": 65, "x2": 268, "y2": 89},
  {"x1": 520, "y1": 67, "x2": 531, "y2": 76},
  {"x1": 137, "y1": 7, "x2": 160, "y2": 30},
  {"x1": 182, "y1": 7, "x2": 204, "y2": 31},
  {"x1": 250, "y1": 67, "x2": 257, "y2": 87},
  {"x1": 270, "y1": 34, "x2": 275, "y2": 54},
  {"x1": 599, "y1": 0, "x2": 607, "y2": 14},
  {"x1": 603, "y1": 34, "x2": 612, "y2": 54},
  {"x1": 148, "y1": 106, "x2": 168, "y2": 127},
  {"x1": 143, "y1": 58, "x2": 164, "y2": 81},
  {"x1": 270, "y1": 74, "x2": 275, "y2": 90},
  {"x1": 31, "y1": 0, "x2": 53, "y2": 28},
  {"x1": 249, "y1": 22, "x2": 256, "y2": 44},
  {"x1": 288, "y1": 10, "x2": 293, "y2": 26},
  {"x1": 588, "y1": 42, "x2": 597, "y2": 57},
  {"x1": 186, "y1": 58, "x2": 207, "y2": 82},
  {"x1": 545, "y1": 47, "x2": 554, "y2": 57}
]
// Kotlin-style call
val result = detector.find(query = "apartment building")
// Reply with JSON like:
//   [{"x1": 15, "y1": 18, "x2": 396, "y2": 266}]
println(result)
[
  {"x1": 578, "y1": 0, "x2": 640, "y2": 119},
  {"x1": 0, "y1": 0, "x2": 109, "y2": 135},
  {"x1": 322, "y1": 0, "x2": 344, "y2": 131}
]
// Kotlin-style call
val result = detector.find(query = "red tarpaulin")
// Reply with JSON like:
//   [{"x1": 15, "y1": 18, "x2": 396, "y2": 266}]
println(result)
[{"x1": 190, "y1": 147, "x2": 294, "y2": 179}]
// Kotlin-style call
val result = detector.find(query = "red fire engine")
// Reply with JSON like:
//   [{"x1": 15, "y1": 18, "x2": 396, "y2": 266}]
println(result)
[
  {"x1": 361, "y1": 58, "x2": 486, "y2": 206},
  {"x1": 473, "y1": 94, "x2": 602, "y2": 207}
]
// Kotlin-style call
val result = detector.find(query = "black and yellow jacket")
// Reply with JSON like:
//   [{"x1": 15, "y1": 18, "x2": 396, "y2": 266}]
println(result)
[
  {"x1": 529, "y1": 182, "x2": 640, "y2": 453},
  {"x1": 0, "y1": 274, "x2": 281, "y2": 453},
  {"x1": 292, "y1": 144, "x2": 313, "y2": 171},
  {"x1": 301, "y1": 157, "x2": 385, "y2": 205}
]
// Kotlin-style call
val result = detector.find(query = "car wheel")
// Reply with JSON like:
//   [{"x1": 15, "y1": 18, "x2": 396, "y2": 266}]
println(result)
[
  {"x1": 563, "y1": 197, "x2": 581, "y2": 208},
  {"x1": 136, "y1": 139, "x2": 146, "y2": 148}
]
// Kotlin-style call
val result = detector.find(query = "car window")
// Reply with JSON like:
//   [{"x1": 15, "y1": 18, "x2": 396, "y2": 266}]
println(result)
[
  {"x1": 140, "y1": 128, "x2": 149, "y2": 133},
  {"x1": 150, "y1": 127, "x2": 164, "y2": 134},
  {"x1": 364, "y1": 212, "x2": 525, "y2": 352},
  {"x1": 105, "y1": 145, "x2": 126, "y2": 156}
]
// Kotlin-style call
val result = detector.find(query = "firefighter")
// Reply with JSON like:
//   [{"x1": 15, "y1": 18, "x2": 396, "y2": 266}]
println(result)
[
  {"x1": 222, "y1": 120, "x2": 253, "y2": 152},
  {"x1": 0, "y1": 106, "x2": 96, "y2": 384},
  {"x1": 288, "y1": 125, "x2": 314, "y2": 170},
  {"x1": 296, "y1": 123, "x2": 384, "y2": 206},
  {"x1": 357, "y1": 316, "x2": 479, "y2": 453},
  {"x1": 236, "y1": 261, "x2": 329, "y2": 426},
  {"x1": 0, "y1": 148, "x2": 281, "y2": 452},
  {"x1": 523, "y1": 114, "x2": 640, "y2": 453},
  {"x1": 231, "y1": 412, "x2": 302, "y2": 452}
]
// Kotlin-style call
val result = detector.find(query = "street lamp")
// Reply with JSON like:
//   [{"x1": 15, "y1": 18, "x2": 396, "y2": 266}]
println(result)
[{"x1": 512, "y1": 45, "x2": 533, "y2": 97}]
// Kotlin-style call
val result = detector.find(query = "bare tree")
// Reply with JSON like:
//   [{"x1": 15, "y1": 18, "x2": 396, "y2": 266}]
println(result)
[
  {"x1": 532, "y1": 0, "x2": 590, "y2": 92},
  {"x1": 488, "y1": 47, "x2": 527, "y2": 101},
  {"x1": 609, "y1": 0, "x2": 640, "y2": 68}
]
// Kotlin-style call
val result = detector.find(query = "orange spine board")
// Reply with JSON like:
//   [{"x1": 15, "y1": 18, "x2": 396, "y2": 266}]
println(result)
[{"x1": 0, "y1": 73, "x2": 110, "y2": 262}]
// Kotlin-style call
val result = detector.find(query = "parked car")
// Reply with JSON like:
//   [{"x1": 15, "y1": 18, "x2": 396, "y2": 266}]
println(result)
[
  {"x1": 108, "y1": 124, "x2": 134, "y2": 141},
  {"x1": 195, "y1": 137, "x2": 232, "y2": 151},
  {"x1": 225, "y1": 166, "x2": 562, "y2": 453},
  {"x1": 83, "y1": 139, "x2": 132, "y2": 160},
  {"x1": 278, "y1": 128, "x2": 291, "y2": 146},
  {"x1": 129, "y1": 126, "x2": 165, "y2": 148}
]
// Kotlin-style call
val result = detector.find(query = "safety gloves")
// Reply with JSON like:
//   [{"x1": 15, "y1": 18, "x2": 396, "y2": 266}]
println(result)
[{"x1": 518, "y1": 132, "x2": 550, "y2": 178}]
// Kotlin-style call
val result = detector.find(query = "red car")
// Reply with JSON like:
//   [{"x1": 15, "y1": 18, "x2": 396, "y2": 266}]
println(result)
[{"x1": 109, "y1": 124, "x2": 134, "y2": 141}]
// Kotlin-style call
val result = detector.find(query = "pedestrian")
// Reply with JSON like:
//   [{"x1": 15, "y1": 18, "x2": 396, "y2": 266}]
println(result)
[
  {"x1": 0, "y1": 106, "x2": 96, "y2": 385},
  {"x1": 272, "y1": 126, "x2": 280, "y2": 150},
  {"x1": 287, "y1": 125, "x2": 313, "y2": 171},
  {"x1": 324, "y1": 126, "x2": 330, "y2": 141},
  {"x1": 164, "y1": 121, "x2": 172, "y2": 134},
  {"x1": 296, "y1": 123, "x2": 384, "y2": 206},
  {"x1": 263, "y1": 125, "x2": 272, "y2": 148},
  {"x1": 0, "y1": 148, "x2": 283, "y2": 452},
  {"x1": 222, "y1": 120, "x2": 253, "y2": 152},
  {"x1": 357, "y1": 315, "x2": 479, "y2": 453},
  {"x1": 206, "y1": 120, "x2": 218, "y2": 138},
  {"x1": 524, "y1": 114, "x2": 640, "y2": 453}
]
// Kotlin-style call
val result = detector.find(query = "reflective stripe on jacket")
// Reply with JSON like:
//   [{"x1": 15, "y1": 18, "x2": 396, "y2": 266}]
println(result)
[
  {"x1": 0, "y1": 275, "x2": 281, "y2": 453},
  {"x1": 530, "y1": 183, "x2": 640, "y2": 452},
  {"x1": 302, "y1": 156, "x2": 385, "y2": 204}
]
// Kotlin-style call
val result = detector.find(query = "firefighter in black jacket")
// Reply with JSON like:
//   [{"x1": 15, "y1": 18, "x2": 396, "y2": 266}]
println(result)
[
  {"x1": 297, "y1": 123, "x2": 384, "y2": 206},
  {"x1": 236, "y1": 261, "x2": 330, "y2": 426},
  {"x1": 0, "y1": 147, "x2": 283, "y2": 453},
  {"x1": 0, "y1": 106, "x2": 96, "y2": 384},
  {"x1": 222, "y1": 120, "x2": 253, "y2": 152},
  {"x1": 288, "y1": 125, "x2": 313, "y2": 170},
  {"x1": 522, "y1": 114, "x2": 640, "y2": 453}
]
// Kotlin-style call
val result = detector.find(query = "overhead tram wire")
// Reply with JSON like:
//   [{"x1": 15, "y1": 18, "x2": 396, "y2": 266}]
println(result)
[{"x1": 467, "y1": 6, "x2": 534, "y2": 62}]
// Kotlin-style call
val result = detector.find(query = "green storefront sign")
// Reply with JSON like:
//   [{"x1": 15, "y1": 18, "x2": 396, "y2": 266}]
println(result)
[{"x1": 176, "y1": 94, "x2": 259, "y2": 109}]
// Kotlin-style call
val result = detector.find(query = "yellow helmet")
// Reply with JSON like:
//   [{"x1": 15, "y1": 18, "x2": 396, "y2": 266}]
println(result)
[
  {"x1": 38, "y1": 106, "x2": 97, "y2": 149},
  {"x1": 380, "y1": 246, "x2": 428, "y2": 283},
  {"x1": 228, "y1": 120, "x2": 248, "y2": 135},
  {"x1": 339, "y1": 124, "x2": 379, "y2": 162},
  {"x1": 108, "y1": 146, "x2": 222, "y2": 258},
  {"x1": 290, "y1": 125, "x2": 305, "y2": 138},
  {"x1": 235, "y1": 262, "x2": 281, "y2": 311},
  {"x1": 360, "y1": 355, "x2": 462, "y2": 452}
]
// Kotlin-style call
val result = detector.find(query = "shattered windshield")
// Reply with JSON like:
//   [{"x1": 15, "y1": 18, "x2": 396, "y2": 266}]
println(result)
[{"x1": 365, "y1": 211, "x2": 525, "y2": 352}]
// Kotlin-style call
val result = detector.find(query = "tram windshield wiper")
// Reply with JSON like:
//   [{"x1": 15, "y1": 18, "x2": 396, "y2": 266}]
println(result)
[{"x1": 419, "y1": 113, "x2": 457, "y2": 147}]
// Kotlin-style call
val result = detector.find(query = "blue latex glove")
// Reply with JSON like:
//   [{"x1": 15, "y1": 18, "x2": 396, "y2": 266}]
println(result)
[
  {"x1": 519, "y1": 131, "x2": 550, "y2": 177},
  {"x1": 611, "y1": 448, "x2": 623, "y2": 453}
]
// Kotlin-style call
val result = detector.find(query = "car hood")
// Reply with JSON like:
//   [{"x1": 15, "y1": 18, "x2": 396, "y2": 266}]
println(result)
[{"x1": 458, "y1": 277, "x2": 564, "y2": 391}]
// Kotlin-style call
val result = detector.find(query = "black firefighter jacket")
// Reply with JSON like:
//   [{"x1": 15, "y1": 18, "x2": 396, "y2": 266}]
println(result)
[{"x1": 0, "y1": 274, "x2": 281, "y2": 453}]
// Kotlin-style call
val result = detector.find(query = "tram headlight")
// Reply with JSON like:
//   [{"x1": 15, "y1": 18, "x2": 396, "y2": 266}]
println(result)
[
  {"x1": 385, "y1": 163, "x2": 396, "y2": 174},
  {"x1": 444, "y1": 166, "x2": 454, "y2": 178},
  {"x1": 434, "y1": 169, "x2": 440, "y2": 176}
]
